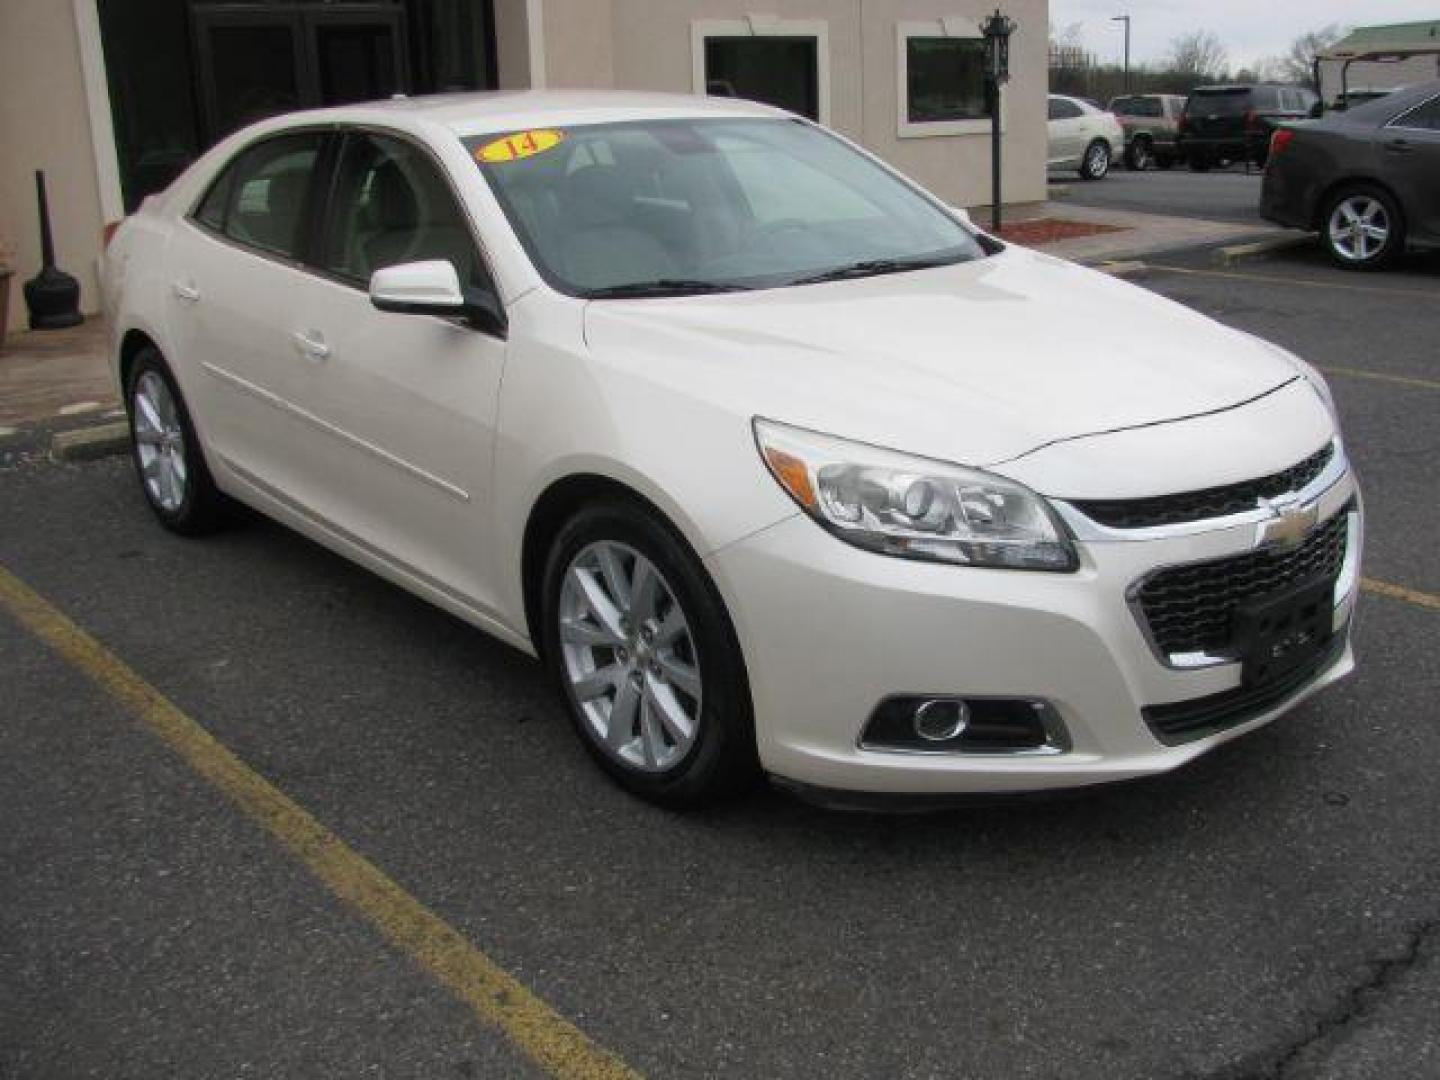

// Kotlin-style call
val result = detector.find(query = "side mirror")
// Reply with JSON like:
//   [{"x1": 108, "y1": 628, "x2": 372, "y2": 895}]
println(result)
[{"x1": 369, "y1": 260, "x2": 506, "y2": 336}]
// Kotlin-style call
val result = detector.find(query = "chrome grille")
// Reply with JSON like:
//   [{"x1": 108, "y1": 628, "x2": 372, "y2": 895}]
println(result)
[
  {"x1": 1137, "y1": 510, "x2": 1349, "y2": 657},
  {"x1": 1074, "y1": 442, "x2": 1334, "y2": 529}
]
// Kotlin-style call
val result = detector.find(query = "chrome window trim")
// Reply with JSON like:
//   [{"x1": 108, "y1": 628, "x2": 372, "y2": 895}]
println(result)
[
  {"x1": 1383, "y1": 92, "x2": 1440, "y2": 133},
  {"x1": 1050, "y1": 437, "x2": 1348, "y2": 543}
]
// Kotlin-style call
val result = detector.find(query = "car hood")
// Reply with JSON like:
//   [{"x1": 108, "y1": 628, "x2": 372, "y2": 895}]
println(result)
[{"x1": 581, "y1": 246, "x2": 1301, "y2": 468}]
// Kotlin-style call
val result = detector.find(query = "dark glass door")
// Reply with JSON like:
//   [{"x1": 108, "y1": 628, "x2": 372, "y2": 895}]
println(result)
[{"x1": 191, "y1": 3, "x2": 410, "y2": 143}]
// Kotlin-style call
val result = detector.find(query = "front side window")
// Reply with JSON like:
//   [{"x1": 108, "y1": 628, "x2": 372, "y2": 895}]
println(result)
[
  {"x1": 320, "y1": 131, "x2": 486, "y2": 289},
  {"x1": 905, "y1": 37, "x2": 988, "y2": 123},
  {"x1": 467, "y1": 119, "x2": 984, "y2": 296}
]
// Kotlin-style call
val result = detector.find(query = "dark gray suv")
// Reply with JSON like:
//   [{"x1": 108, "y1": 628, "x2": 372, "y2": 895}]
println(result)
[{"x1": 1261, "y1": 82, "x2": 1440, "y2": 269}]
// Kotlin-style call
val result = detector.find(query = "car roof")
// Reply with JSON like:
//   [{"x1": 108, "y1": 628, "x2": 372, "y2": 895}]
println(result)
[{"x1": 250, "y1": 89, "x2": 789, "y2": 139}]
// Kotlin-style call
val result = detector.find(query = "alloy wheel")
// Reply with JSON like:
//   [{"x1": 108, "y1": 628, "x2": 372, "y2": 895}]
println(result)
[
  {"x1": 1328, "y1": 196, "x2": 1390, "y2": 263},
  {"x1": 1085, "y1": 143, "x2": 1109, "y2": 179},
  {"x1": 558, "y1": 541, "x2": 703, "y2": 773},
  {"x1": 132, "y1": 370, "x2": 188, "y2": 512}
]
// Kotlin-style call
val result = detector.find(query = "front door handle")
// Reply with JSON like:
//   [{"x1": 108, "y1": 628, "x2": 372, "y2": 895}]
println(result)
[
  {"x1": 172, "y1": 281, "x2": 201, "y2": 303},
  {"x1": 292, "y1": 330, "x2": 331, "y2": 361}
]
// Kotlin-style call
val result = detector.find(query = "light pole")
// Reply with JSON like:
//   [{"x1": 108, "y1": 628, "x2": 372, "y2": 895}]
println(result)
[
  {"x1": 980, "y1": 9, "x2": 1015, "y2": 232},
  {"x1": 1111, "y1": 15, "x2": 1131, "y2": 93}
]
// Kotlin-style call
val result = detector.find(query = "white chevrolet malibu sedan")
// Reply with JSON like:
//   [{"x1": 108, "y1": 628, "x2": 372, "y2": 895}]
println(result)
[{"x1": 103, "y1": 91, "x2": 1361, "y2": 807}]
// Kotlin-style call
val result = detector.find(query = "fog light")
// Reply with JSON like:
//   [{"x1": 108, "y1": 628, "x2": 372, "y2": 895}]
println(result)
[{"x1": 914, "y1": 698, "x2": 969, "y2": 741}]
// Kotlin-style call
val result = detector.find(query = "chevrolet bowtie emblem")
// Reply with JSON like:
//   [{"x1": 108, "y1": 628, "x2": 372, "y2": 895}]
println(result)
[{"x1": 1255, "y1": 496, "x2": 1319, "y2": 551}]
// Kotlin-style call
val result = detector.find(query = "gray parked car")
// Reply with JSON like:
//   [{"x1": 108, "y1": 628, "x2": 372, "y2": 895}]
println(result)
[
  {"x1": 1108, "y1": 94, "x2": 1186, "y2": 170},
  {"x1": 1261, "y1": 81, "x2": 1440, "y2": 270}
]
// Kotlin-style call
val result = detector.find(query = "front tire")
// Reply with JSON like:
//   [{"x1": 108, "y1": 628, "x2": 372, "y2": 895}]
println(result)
[
  {"x1": 540, "y1": 499, "x2": 759, "y2": 807},
  {"x1": 125, "y1": 347, "x2": 230, "y2": 535},
  {"x1": 1079, "y1": 140, "x2": 1111, "y2": 181},
  {"x1": 1322, "y1": 185, "x2": 1404, "y2": 271}
]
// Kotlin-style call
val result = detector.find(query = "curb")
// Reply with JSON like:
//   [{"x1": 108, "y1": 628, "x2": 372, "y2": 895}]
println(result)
[
  {"x1": 50, "y1": 421, "x2": 130, "y2": 462},
  {"x1": 1217, "y1": 234, "x2": 1312, "y2": 266}
]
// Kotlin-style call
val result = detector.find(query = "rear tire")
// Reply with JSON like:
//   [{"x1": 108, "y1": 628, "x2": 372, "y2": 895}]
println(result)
[
  {"x1": 125, "y1": 347, "x2": 231, "y2": 535},
  {"x1": 1321, "y1": 184, "x2": 1404, "y2": 271},
  {"x1": 540, "y1": 498, "x2": 759, "y2": 808},
  {"x1": 1125, "y1": 138, "x2": 1153, "y2": 171},
  {"x1": 1078, "y1": 140, "x2": 1111, "y2": 181}
]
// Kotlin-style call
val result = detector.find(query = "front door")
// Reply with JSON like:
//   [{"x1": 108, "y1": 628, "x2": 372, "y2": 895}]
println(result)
[
  {"x1": 1384, "y1": 95, "x2": 1440, "y2": 242},
  {"x1": 269, "y1": 129, "x2": 509, "y2": 613},
  {"x1": 192, "y1": 2, "x2": 410, "y2": 142}
]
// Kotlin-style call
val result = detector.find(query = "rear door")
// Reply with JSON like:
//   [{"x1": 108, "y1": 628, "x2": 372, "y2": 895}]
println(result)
[
  {"x1": 164, "y1": 130, "x2": 330, "y2": 493},
  {"x1": 1383, "y1": 94, "x2": 1440, "y2": 242}
]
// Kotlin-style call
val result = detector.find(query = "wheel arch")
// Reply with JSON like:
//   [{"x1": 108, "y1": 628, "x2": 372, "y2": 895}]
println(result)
[
  {"x1": 520, "y1": 472, "x2": 703, "y2": 658},
  {"x1": 118, "y1": 328, "x2": 159, "y2": 398}
]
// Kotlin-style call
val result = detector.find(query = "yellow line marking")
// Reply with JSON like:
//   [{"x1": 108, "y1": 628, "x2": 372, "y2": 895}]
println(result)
[
  {"x1": 1147, "y1": 263, "x2": 1429, "y2": 297},
  {"x1": 1362, "y1": 577, "x2": 1440, "y2": 613},
  {"x1": 0, "y1": 563, "x2": 639, "y2": 1080},
  {"x1": 1318, "y1": 366, "x2": 1440, "y2": 392}
]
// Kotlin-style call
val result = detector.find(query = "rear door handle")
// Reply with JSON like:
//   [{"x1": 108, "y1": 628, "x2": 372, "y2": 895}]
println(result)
[
  {"x1": 292, "y1": 330, "x2": 331, "y2": 361},
  {"x1": 172, "y1": 281, "x2": 201, "y2": 303},
  {"x1": 1385, "y1": 139, "x2": 1414, "y2": 153}
]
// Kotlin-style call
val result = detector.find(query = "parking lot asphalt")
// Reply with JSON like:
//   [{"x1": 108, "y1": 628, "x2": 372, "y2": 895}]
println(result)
[
  {"x1": 3, "y1": 242, "x2": 1439, "y2": 1080},
  {"x1": 1055, "y1": 166, "x2": 1267, "y2": 226}
]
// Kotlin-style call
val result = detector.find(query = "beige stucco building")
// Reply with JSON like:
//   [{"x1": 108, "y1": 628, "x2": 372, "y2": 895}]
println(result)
[{"x1": 2, "y1": 0, "x2": 1047, "y2": 332}]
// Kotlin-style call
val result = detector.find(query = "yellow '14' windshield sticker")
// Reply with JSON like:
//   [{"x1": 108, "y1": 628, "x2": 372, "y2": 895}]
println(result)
[{"x1": 475, "y1": 129, "x2": 565, "y2": 163}]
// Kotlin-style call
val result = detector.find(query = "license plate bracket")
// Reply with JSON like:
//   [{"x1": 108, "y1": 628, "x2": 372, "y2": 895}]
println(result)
[{"x1": 1233, "y1": 576, "x2": 1335, "y2": 688}]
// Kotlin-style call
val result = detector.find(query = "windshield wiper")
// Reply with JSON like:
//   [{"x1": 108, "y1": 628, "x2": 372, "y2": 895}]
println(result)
[
  {"x1": 583, "y1": 279, "x2": 753, "y2": 299},
  {"x1": 789, "y1": 254, "x2": 962, "y2": 286}
]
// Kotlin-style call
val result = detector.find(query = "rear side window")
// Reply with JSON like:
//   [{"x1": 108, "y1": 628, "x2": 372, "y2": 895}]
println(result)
[
  {"x1": 1113, "y1": 97, "x2": 1161, "y2": 118},
  {"x1": 1394, "y1": 95, "x2": 1440, "y2": 131},
  {"x1": 195, "y1": 132, "x2": 326, "y2": 259},
  {"x1": 1048, "y1": 98, "x2": 1083, "y2": 120}
]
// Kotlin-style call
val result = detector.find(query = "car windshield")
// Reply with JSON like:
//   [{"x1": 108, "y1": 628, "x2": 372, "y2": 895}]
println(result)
[{"x1": 464, "y1": 117, "x2": 985, "y2": 297}]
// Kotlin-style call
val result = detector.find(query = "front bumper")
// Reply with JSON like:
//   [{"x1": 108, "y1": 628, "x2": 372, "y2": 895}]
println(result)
[{"x1": 706, "y1": 456, "x2": 1361, "y2": 795}]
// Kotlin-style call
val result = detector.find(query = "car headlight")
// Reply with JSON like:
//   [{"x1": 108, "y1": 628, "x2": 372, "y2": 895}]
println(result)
[{"x1": 754, "y1": 418, "x2": 1078, "y2": 572}]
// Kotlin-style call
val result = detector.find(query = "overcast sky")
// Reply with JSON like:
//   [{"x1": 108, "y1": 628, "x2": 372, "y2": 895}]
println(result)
[{"x1": 1047, "y1": 1, "x2": 1437, "y2": 70}]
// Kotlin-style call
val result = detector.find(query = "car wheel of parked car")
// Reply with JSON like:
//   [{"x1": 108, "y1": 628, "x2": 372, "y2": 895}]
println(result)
[
  {"x1": 541, "y1": 499, "x2": 758, "y2": 807},
  {"x1": 1079, "y1": 140, "x2": 1111, "y2": 180},
  {"x1": 1125, "y1": 138, "x2": 1153, "y2": 171},
  {"x1": 125, "y1": 347, "x2": 230, "y2": 535},
  {"x1": 1322, "y1": 185, "x2": 1404, "y2": 271}
]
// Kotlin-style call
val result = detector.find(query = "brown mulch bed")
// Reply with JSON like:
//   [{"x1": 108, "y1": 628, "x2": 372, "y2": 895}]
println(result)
[{"x1": 992, "y1": 218, "x2": 1130, "y2": 245}]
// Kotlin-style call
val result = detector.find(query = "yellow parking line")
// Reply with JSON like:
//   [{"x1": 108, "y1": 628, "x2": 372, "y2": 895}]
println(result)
[
  {"x1": 0, "y1": 564, "x2": 639, "y2": 1080},
  {"x1": 1362, "y1": 577, "x2": 1440, "y2": 613},
  {"x1": 1148, "y1": 263, "x2": 1431, "y2": 297},
  {"x1": 1318, "y1": 366, "x2": 1440, "y2": 392}
]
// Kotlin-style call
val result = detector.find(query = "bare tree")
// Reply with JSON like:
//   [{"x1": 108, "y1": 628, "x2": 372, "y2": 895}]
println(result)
[
  {"x1": 1167, "y1": 30, "x2": 1229, "y2": 82},
  {"x1": 1275, "y1": 24, "x2": 1347, "y2": 85}
]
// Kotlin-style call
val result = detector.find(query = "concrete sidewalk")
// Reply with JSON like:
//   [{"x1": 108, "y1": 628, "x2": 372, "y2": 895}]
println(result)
[
  {"x1": 973, "y1": 199, "x2": 1291, "y2": 264},
  {"x1": 0, "y1": 318, "x2": 117, "y2": 433}
]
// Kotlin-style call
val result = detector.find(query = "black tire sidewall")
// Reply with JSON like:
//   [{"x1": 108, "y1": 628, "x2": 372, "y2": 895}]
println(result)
[
  {"x1": 1322, "y1": 185, "x2": 1404, "y2": 271},
  {"x1": 125, "y1": 348, "x2": 225, "y2": 534},
  {"x1": 1080, "y1": 141, "x2": 1109, "y2": 180},
  {"x1": 539, "y1": 499, "x2": 758, "y2": 807}
]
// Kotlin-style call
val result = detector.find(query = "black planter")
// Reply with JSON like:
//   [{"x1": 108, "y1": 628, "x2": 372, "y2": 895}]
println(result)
[{"x1": 23, "y1": 170, "x2": 83, "y2": 331}]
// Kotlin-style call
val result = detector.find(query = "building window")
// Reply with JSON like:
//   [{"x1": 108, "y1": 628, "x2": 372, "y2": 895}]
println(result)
[
  {"x1": 896, "y1": 20, "x2": 1000, "y2": 138},
  {"x1": 692, "y1": 18, "x2": 830, "y2": 125}
]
